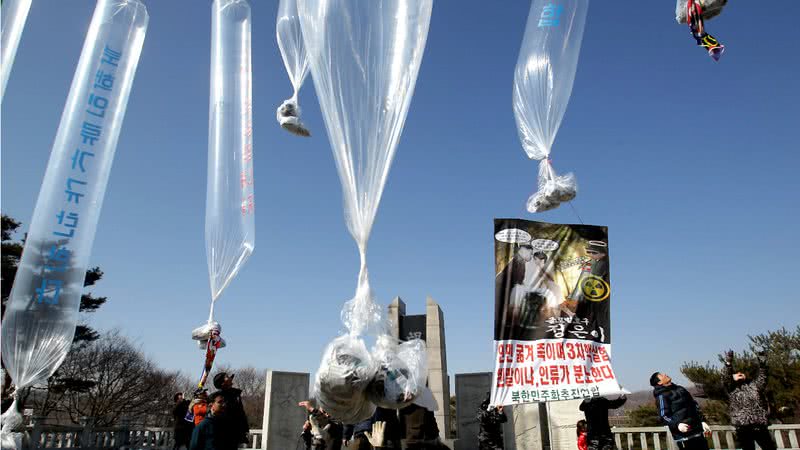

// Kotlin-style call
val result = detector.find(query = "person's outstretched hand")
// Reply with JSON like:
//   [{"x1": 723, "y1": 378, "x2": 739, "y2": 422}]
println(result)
[
  {"x1": 298, "y1": 400, "x2": 314, "y2": 412},
  {"x1": 724, "y1": 350, "x2": 734, "y2": 365},
  {"x1": 678, "y1": 423, "x2": 690, "y2": 433},
  {"x1": 702, "y1": 422, "x2": 712, "y2": 437},
  {"x1": 365, "y1": 421, "x2": 386, "y2": 448}
]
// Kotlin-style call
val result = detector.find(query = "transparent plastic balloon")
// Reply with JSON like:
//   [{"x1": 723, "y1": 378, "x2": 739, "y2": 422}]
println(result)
[
  {"x1": 0, "y1": 0, "x2": 148, "y2": 439},
  {"x1": 675, "y1": 0, "x2": 727, "y2": 24},
  {"x1": 276, "y1": 0, "x2": 311, "y2": 137},
  {"x1": 0, "y1": 0, "x2": 33, "y2": 103},
  {"x1": 513, "y1": 0, "x2": 589, "y2": 212},
  {"x1": 298, "y1": 0, "x2": 433, "y2": 336},
  {"x1": 205, "y1": 0, "x2": 254, "y2": 319}
]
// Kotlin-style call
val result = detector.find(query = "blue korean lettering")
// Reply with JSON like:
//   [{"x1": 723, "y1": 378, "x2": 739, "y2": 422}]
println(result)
[
  {"x1": 101, "y1": 45, "x2": 122, "y2": 67},
  {"x1": 86, "y1": 93, "x2": 108, "y2": 118},
  {"x1": 80, "y1": 121, "x2": 102, "y2": 145},
  {"x1": 54, "y1": 210, "x2": 79, "y2": 237},
  {"x1": 35, "y1": 278, "x2": 63, "y2": 305},
  {"x1": 65, "y1": 178, "x2": 88, "y2": 204},
  {"x1": 538, "y1": 3, "x2": 564, "y2": 27},
  {"x1": 93, "y1": 69, "x2": 115, "y2": 91},
  {"x1": 71, "y1": 149, "x2": 95, "y2": 173}
]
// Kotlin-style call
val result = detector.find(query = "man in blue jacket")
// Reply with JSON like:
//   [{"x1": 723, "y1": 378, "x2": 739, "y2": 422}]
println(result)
[
  {"x1": 650, "y1": 372, "x2": 711, "y2": 450},
  {"x1": 190, "y1": 392, "x2": 237, "y2": 450}
]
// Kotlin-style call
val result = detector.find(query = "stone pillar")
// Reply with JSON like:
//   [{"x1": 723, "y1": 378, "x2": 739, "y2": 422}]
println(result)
[
  {"x1": 387, "y1": 296, "x2": 406, "y2": 341},
  {"x1": 454, "y1": 373, "x2": 515, "y2": 450},
  {"x1": 425, "y1": 296, "x2": 450, "y2": 440},
  {"x1": 262, "y1": 370, "x2": 310, "y2": 450}
]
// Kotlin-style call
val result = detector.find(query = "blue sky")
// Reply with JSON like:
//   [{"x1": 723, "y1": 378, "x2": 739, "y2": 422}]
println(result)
[{"x1": 2, "y1": 1, "x2": 799, "y2": 393}]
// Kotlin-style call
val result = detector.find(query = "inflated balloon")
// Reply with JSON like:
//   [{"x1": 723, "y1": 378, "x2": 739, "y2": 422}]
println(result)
[
  {"x1": 513, "y1": 0, "x2": 589, "y2": 212},
  {"x1": 276, "y1": 0, "x2": 311, "y2": 137},
  {"x1": 298, "y1": 0, "x2": 432, "y2": 423},
  {"x1": 0, "y1": 0, "x2": 147, "y2": 444},
  {"x1": 196, "y1": 0, "x2": 254, "y2": 388},
  {"x1": 0, "y1": 0, "x2": 33, "y2": 103}
]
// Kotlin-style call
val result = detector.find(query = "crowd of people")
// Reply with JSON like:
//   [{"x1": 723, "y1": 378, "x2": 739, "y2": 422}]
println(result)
[
  {"x1": 171, "y1": 372, "x2": 250, "y2": 450},
  {"x1": 166, "y1": 351, "x2": 777, "y2": 450}
]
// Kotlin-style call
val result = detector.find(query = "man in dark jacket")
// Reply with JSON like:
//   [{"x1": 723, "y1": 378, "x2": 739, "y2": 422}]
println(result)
[
  {"x1": 477, "y1": 396, "x2": 507, "y2": 450},
  {"x1": 400, "y1": 403, "x2": 444, "y2": 449},
  {"x1": 650, "y1": 372, "x2": 711, "y2": 450},
  {"x1": 190, "y1": 392, "x2": 237, "y2": 450},
  {"x1": 173, "y1": 392, "x2": 194, "y2": 450},
  {"x1": 213, "y1": 372, "x2": 250, "y2": 447},
  {"x1": 723, "y1": 351, "x2": 775, "y2": 450},
  {"x1": 579, "y1": 395, "x2": 627, "y2": 450}
]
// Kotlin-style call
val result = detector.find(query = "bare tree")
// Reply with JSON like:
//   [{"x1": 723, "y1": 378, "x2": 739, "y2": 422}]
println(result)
[{"x1": 54, "y1": 330, "x2": 181, "y2": 426}]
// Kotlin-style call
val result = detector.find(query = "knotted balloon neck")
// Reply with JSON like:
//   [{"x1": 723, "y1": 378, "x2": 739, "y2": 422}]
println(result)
[
  {"x1": 207, "y1": 300, "x2": 216, "y2": 324},
  {"x1": 356, "y1": 247, "x2": 370, "y2": 299},
  {"x1": 539, "y1": 158, "x2": 556, "y2": 182}
]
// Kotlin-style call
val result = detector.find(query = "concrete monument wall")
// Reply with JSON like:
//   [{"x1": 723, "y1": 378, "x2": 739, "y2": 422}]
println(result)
[{"x1": 261, "y1": 370, "x2": 309, "y2": 450}]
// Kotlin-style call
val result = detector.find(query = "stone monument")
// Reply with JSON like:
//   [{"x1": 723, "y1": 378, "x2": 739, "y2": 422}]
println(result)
[
  {"x1": 261, "y1": 370, "x2": 309, "y2": 450},
  {"x1": 387, "y1": 296, "x2": 451, "y2": 440}
]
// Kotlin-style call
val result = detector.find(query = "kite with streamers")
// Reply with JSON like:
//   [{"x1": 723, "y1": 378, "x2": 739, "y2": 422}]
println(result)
[
  {"x1": 0, "y1": 0, "x2": 148, "y2": 446},
  {"x1": 276, "y1": 0, "x2": 311, "y2": 137},
  {"x1": 298, "y1": 0, "x2": 433, "y2": 423},
  {"x1": 513, "y1": 0, "x2": 589, "y2": 213},
  {"x1": 193, "y1": 0, "x2": 254, "y2": 388}
]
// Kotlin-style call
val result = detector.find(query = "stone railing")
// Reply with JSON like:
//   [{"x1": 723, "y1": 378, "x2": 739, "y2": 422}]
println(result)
[
  {"x1": 21, "y1": 418, "x2": 264, "y2": 450},
  {"x1": 612, "y1": 425, "x2": 800, "y2": 450}
]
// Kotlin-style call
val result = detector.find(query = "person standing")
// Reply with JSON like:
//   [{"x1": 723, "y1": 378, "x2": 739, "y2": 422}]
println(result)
[
  {"x1": 190, "y1": 392, "x2": 237, "y2": 450},
  {"x1": 578, "y1": 395, "x2": 627, "y2": 450},
  {"x1": 477, "y1": 396, "x2": 507, "y2": 450},
  {"x1": 173, "y1": 392, "x2": 194, "y2": 450},
  {"x1": 213, "y1": 372, "x2": 250, "y2": 447},
  {"x1": 724, "y1": 350, "x2": 776, "y2": 450},
  {"x1": 650, "y1": 372, "x2": 711, "y2": 450},
  {"x1": 577, "y1": 420, "x2": 588, "y2": 450}
]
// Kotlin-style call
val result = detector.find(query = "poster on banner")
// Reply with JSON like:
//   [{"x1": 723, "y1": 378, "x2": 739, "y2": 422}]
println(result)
[{"x1": 492, "y1": 218, "x2": 623, "y2": 406}]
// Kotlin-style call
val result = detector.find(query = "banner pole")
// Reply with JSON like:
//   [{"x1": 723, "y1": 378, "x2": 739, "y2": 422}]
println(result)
[{"x1": 539, "y1": 402, "x2": 552, "y2": 450}]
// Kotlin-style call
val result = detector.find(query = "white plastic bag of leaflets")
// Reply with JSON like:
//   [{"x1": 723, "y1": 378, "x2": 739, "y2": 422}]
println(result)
[
  {"x1": 0, "y1": 1, "x2": 148, "y2": 448},
  {"x1": 675, "y1": 0, "x2": 727, "y2": 23},
  {"x1": 366, "y1": 336, "x2": 428, "y2": 410},
  {"x1": 513, "y1": 0, "x2": 589, "y2": 212},
  {"x1": 298, "y1": 0, "x2": 433, "y2": 423},
  {"x1": 275, "y1": 0, "x2": 311, "y2": 136}
]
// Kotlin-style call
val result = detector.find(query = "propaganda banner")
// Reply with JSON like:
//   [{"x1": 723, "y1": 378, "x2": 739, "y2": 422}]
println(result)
[{"x1": 491, "y1": 219, "x2": 623, "y2": 405}]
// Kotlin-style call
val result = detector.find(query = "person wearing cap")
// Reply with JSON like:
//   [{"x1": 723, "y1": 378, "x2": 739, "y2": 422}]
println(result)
[
  {"x1": 212, "y1": 372, "x2": 249, "y2": 447},
  {"x1": 650, "y1": 372, "x2": 711, "y2": 450},
  {"x1": 579, "y1": 394, "x2": 627, "y2": 450},
  {"x1": 173, "y1": 392, "x2": 194, "y2": 450}
]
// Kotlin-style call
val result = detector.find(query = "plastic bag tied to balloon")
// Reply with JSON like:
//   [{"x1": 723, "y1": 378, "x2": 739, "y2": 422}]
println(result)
[
  {"x1": 366, "y1": 335, "x2": 428, "y2": 410},
  {"x1": 0, "y1": 1, "x2": 148, "y2": 445},
  {"x1": 276, "y1": 0, "x2": 311, "y2": 137},
  {"x1": 513, "y1": 0, "x2": 589, "y2": 213},
  {"x1": 194, "y1": 0, "x2": 254, "y2": 388},
  {"x1": 298, "y1": 0, "x2": 432, "y2": 422}
]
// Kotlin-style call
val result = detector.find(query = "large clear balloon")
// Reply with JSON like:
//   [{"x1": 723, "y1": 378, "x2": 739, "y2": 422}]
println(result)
[
  {"x1": 196, "y1": 0, "x2": 254, "y2": 387},
  {"x1": 298, "y1": 0, "x2": 433, "y2": 423},
  {"x1": 205, "y1": 0, "x2": 254, "y2": 309},
  {"x1": 0, "y1": 0, "x2": 148, "y2": 439},
  {"x1": 276, "y1": 0, "x2": 311, "y2": 137},
  {"x1": 0, "y1": 0, "x2": 33, "y2": 103},
  {"x1": 513, "y1": 0, "x2": 589, "y2": 212}
]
